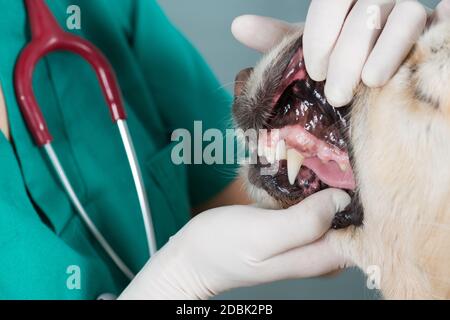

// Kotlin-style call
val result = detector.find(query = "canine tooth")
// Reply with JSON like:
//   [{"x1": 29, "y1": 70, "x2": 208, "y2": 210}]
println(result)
[
  {"x1": 287, "y1": 149, "x2": 304, "y2": 185},
  {"x1": 275, "y1": 140, "x2": 287, "y2": 160}
]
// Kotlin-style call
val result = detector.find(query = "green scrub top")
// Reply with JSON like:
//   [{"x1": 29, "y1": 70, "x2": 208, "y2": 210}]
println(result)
[{"x1": 0, "y1": 0, "x2": 236, "y2": 299}]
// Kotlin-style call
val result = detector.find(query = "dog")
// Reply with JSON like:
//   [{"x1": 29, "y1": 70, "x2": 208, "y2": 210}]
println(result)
[{"x1": 232, "y1": 21, "x2": 450, "y2": 299}]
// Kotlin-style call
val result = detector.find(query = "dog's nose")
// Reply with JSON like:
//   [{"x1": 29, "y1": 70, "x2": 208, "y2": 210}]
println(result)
[{"x1": 234, "y1": 67, "x2": 254, "y2": 97}]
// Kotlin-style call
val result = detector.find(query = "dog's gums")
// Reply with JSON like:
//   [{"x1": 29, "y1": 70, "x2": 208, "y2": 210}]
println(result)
[{"x1": 235, "y1": 37, "x2": 355, "y2": 211}]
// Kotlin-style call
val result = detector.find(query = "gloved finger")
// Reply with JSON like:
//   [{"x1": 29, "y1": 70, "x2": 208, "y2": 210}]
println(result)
[
  {"x1": 324, "y1": 0, "x2": 396, "y2": 107},
  {"x1": 258, "y1": 238, "x2": 348, "y2": 281},
  {"x1": 260, "y1": 189, "x2": 351, "y2": 257},
  {"x1": 303, "y1": 0, "x2": 356, "y2": 81},
  {"x1": 432, "y1": 0, "x2": 450, "y2": 24},
  {"x1": 231, "y1": 15, "x2": 298, "y2": 53},
  {"x1": 362, "y1": 1, "x2": 427, "y2": 87}
]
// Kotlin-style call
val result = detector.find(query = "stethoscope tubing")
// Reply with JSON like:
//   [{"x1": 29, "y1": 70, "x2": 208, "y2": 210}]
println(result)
[
  {"x1": 14, "y1": 0, "x2": 158, "y2": 279},
  {"x1": 117, "y1": 119, "x2": 158, "y2": 257},
  {"x1": 44, "y1": 143, "x2": 135, "y2": 280}
]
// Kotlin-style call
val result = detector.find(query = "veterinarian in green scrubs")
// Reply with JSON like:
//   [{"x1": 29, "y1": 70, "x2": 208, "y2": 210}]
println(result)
[{"x1": 0, "y1": 0, "x2": 240, "y2": 299}]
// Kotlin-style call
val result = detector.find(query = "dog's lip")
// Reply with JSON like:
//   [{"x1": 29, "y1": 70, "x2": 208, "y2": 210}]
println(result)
[
  {"x1": 272, "y1": 43, "x2": 307, "y2": 105},
  {"x1": 248, "y1": 160, "x2": 324, "y2": 208}
]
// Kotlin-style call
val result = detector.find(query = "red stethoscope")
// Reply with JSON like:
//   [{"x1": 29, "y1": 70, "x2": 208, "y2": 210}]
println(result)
[{"x1": 14, "y1": 0, "x2": 157, "y2": 279}]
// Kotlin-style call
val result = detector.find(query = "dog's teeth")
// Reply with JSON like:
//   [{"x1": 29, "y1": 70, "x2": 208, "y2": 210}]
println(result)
[
  {"x1": 339, "y1": 162, "x2": 348, "y2": 172},
  {"x1": 317, "y1": 153, "x2": 329, "y2": 164},
  {"x1": 257, "y1": 137, "x2": 265, "y2": 157},
  {"x1": 266, "y1": 144, "x2": 276, "y2": 163},
  {"x1": 275, "y1": 139, "x2": 287, "y2": 160},
  {"x1": 287, "y1": 149, "x2": 304, "y2": 185}
]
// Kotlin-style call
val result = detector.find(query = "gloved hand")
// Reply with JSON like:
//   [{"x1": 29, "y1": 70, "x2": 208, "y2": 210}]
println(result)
[
  {"x1": 119, "y1": 189, "x2": 350, "y2": 300},
  {"x1": 232, "y1": 0, "x2": 450, "y2": 108}
]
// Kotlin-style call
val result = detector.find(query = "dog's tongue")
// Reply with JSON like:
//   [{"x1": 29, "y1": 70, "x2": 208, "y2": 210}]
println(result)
[{"x1": 304, "y1": 158, "x2": 355, "y2": 189}]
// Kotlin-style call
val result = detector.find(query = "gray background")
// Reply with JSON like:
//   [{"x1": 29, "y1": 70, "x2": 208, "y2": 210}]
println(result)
[{"x1": 158, "y1": 0, "x2": 439, "y2": 300}]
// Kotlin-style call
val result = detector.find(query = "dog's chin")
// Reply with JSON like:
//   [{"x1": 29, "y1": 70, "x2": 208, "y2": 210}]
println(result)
[{"x1": 235, "y1": 36, "x2": 356, "y2": 210}]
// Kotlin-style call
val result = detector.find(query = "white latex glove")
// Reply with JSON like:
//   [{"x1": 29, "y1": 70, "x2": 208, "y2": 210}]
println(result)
[
  {"x1": 232, "y1": 0, "x2": 450, "y2": 108},
  {"x1": 303, "y1": 0, "x2": 429, "y2": 107},
  {"x1": 119, "y1": 189, "x2": 350, "y2": 300}
]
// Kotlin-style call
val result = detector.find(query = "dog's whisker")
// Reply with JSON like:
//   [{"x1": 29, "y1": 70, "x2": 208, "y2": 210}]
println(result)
[{"x1": 215, "y1": 81, "x2": 245, "y2": 92}]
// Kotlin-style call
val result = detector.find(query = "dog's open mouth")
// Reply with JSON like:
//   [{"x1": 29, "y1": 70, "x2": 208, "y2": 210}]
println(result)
[{"x1": 244, "y1": 38, "x2": 355, "y2": 208}]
